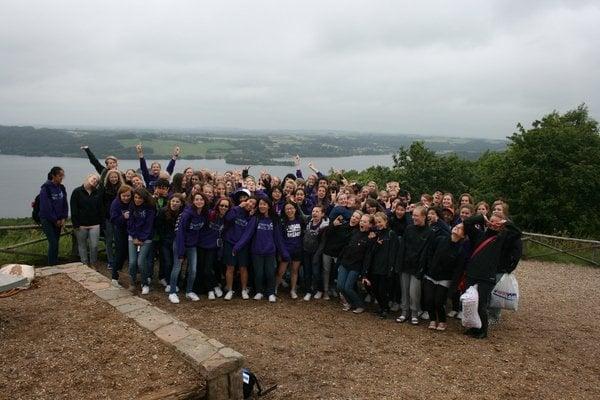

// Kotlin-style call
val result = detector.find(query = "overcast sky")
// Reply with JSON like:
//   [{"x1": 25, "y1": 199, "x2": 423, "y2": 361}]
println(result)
[{"x1": 0, "y1": 0, "x2": 598, "y2": 138}]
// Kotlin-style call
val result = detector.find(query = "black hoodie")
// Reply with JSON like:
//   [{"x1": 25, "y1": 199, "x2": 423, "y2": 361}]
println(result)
[
  {"x1": 364, "y1": 228, "x2": 400, "y2": 276},
  {"x1": 395, "y1": 224, "x2": 433, "y2": 276}
]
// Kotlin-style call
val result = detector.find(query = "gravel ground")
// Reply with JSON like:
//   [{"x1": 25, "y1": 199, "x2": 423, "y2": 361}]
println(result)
[
  {"x1": 0, "y1": 274, "x2": 204, "y2": 400},
  {"x1": 140, "y1": 260, "x2": 600, "y2": 400}
]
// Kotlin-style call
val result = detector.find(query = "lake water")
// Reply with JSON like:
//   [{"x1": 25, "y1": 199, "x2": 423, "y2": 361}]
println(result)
[{"x1": 0, "y1": 154, "x2": 393, "y2": 218}]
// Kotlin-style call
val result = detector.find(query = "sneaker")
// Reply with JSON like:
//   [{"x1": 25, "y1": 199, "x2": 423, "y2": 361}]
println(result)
[
  {"x1": 390, "y1": 302, "x2": 400, "y2": 312},
  {"x1": 281, "y1": 280, "x2": 289, "y2": 288},
  {"x1": 364, "y1": 294, "x2": 371, "y2": 303},
  {"x1": 428, "y1": 321, "x2": 437, "y2": 330},
  {"x1": 411, "y1": 316, "x2": 419, "y2": 325},
  {"x1": 303, "y1": 293, "x2": 312, "y2": 301},
  {"x1": 208, "y1": 291, "x2": 216, "y2": 300},
  {"x1": 457, "y1": 311, "x2": 464, "y2": 320},
  {"x1": 323, "y1": 293, "x2": 330, "y2": 301},
  {"x1": 224, "y1": 290, "x2": 234, "y2": 301},
  {"x1": 241, "y1": 289, "x2": 250, "y2": 300},
  {"x1": 111, "y1": 279, "x2": 120, "y2": 287},
  {"x1": 396, "y1": 315, "x2": 407, "y2": 323},
  {"x1": 342, "y1": 304, "x2": 351, "y2": 311},
  {"x1": 186, "y1": 292, "x2": 200, "y2": 301},
  {"x1": 147, "y1": 277, "x2": 152, "y2": 285},
  {"x1": 268, "y1": 294, "x2": 276, "y2": 303},
  {"x1": 107, "y1": 264, "x2": 113, "y2": 271},
  {"x1": 353, "y1": 307, "x2": 365, "y2": 314},
  {"x1": 253, "y1": 293, "x2": 263, "y2": 300},
  {"x1": 290, "y1": 290, "x2": 298, "y2": 299},
  {"x1": 141, "y1": 285, "x2": 150, "y2": 295},
  {"x1": 168, "y1": 293, "x2": 180, "y2": 304},
  {"x1": 214, "y1": 286, "x2": 223, "y2": 298},
  {"x1": 159, "y1": 278, "x2": 168, "y2": 287},
  {"x1": 421, "y1": 311, "x2": 430, "y2": 320},
  {"x1": 447, "y1": 310, "x2": 458, "y2": 318},
  {"x1": 314, "y1": 291, "x2": 323, "y2": 300},
  {"x1": 165, "y1": 285, "x2": 171, "y2": 293},
  {"x1": 436, "y1": 322, "x2": 447, "y2": 331}
]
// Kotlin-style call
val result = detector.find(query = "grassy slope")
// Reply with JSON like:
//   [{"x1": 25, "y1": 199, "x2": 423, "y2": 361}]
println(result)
[{"x1": 118, "y1": 138, "x2": 233, "y2": 157}]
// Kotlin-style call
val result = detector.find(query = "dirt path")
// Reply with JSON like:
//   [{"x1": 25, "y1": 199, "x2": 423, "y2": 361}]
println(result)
[
  {"x1": 0, "y1": 274, "x2": 203, "y2": 400},
  {"x1": 142, "y1": 261, "x2": 600, "y2": 400}
]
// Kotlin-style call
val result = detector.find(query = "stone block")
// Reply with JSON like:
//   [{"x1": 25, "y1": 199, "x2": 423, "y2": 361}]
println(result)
[
  {"x1": 201, "y1": 353, "x2": 241, "y2": 380},
  {"x1": 206, "y1": 374, "x2": 230, "y2": 400},
  {"x1": 116, "y1": 300, "x2": 149, "y2": 314},
  {"x1": 208, "y1": 338, "x2": 225, "y2": 349},
  {"x1": 126, "y1": 306, "x2": 175, "y2": 332},
  {"x1": 228, "y1": 369, "x2": 244, "y2": 400},
  {"x1": 173, "y1": 334, "x2": 218, "y2": 367},
  {"x1": 80, "y1": 280, "x2": 111, "y2": 291},
  {"x1": 154, "y1": 322, "x2": 192, "y2": 344},
  {"x1": 93, "y1": 287, "x2": 130, "y2": 301}
]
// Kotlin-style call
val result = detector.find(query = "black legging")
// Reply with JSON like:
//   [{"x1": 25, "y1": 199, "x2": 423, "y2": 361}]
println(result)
[
  {"x1": 423, "y1": 279, "x2": 449, "y2": 323},
  {"x1": 369, "y1": 273, "x2": 390, "y2": 313},
  {"x1": 111, "y1": 226, "x2": 128, "y2": 280},
  {"x1": 466, "y1": 278, "x2": 494, "y2": 333}
]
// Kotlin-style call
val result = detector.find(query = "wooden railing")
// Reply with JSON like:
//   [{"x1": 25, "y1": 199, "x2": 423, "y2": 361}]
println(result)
[{"x1": 522, "y1": 232, "x2": 600, "y2": 266}]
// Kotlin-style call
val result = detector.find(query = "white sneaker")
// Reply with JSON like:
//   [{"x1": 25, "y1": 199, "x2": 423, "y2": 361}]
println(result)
[
  {"x1": 323, "y1": 293, "x2": 330, "y2": 301},
  {"x1": 303, "y1": 293, "x2": 312, "y2": 301},
  {"x1": 447, "y1": 310, "x2": 458, "y2": 318},
  {"x1": 457, "y1": 311, "x2": 464, "y2": 320},
  {"x1": 159, "y1": 278, "x2": 168, "y2": 287},
  {"x1": 314, "y1": 291, "x2": 323, "y2": 300},
  {"x1": 421, "y1": 311, "x2": 430, "y2": 320},
  {"x1": 241, "y1": 289, "x2": 250, "y2": 300},
  {"x1": 290, "y1": 290, "x2": 298, "y2": 299},
  {"x1": 224, "y1": 290, "x2": 234, "y2": 301},
  {"x1": 168, "y1": 293, "x2": 180, "y2": 304},
  {"x1": 253, "y1": 293, "x2": 263, "y2": 300},
  {"x1": 268, "y1": 294, "x2": 276, "y2": 303},
  {"x1": 208, "y1": 291, "x2": 216, "y2": 300},
  {"x1": 214, "y1": 286, "x2": 223, "y2": 298},
  {"x1": 353, "y1": 307, "x2": 365, "y2": 314},
  {"x1": 186, "y1": 292, "x2": 200, "y2": 301},
  {"x1": 141, "y1": 285, "x2": 150, "y2": 295},
  {"x1": 111, "y1": 279, "x2": 120, "y2": 287}
]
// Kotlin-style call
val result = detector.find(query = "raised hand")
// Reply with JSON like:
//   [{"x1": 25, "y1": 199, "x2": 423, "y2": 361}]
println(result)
[
  {"x1": 80, "y1": 145, "x2": 89, "y2": 150},
  {"x1": 136, "y1": 143, "x2": 143, "y2": 157},
  {"x1": 172, "y1": 146, "x2": 181, "y2": 158}
]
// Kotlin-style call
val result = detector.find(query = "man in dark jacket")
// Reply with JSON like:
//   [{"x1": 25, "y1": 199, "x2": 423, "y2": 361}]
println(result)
[{"x1": 463, "y1": 211, "x2": 521, "y2": 339}]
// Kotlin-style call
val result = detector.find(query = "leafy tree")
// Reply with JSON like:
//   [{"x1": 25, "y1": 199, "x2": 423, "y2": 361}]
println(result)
[{"x1": 490, "y1": 104, "x2": 600, "y2": 237}]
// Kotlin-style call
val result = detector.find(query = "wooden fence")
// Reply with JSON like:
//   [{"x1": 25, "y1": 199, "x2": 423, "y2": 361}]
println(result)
[{"x1": 522, "y1": 232, "x2": 600, "y2": 266}]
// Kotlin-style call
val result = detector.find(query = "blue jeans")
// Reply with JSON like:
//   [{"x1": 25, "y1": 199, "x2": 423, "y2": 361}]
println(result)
[
  {"x1": 253, "y1": 254, "x2": 277, "y2": 296},
  {"x1": 41, "y1": 218, "x2": 61, "y2": 265},
  {"x1": 303, "y1": 251, "x2": 321, "y2": 294},
  {"x1": 145, "y1": 240, "x2": 156, "y2": 282},
  {"x1": 74, "y1": 226, "x2": 100, "y2": 265},
  {"x1": 170, "y1": 244, "x2": 197, "y2": 294},
  {"x1": 128, "y1": 240, "x2": 152, "y2": 286},
  {"x1": 337, "y1": 265, "x2": 363, "y2": 308}
]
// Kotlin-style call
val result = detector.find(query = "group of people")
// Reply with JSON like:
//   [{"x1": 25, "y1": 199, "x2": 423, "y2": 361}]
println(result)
[{"x1": 37, "y1": 145, "x2": 522, "y2": 339}]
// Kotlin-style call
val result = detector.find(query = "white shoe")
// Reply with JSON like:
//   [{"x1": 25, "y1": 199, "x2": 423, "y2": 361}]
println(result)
[
  {"x1": 253, "y1": 293, "x2": 263, "y2": 300},
  {"x1": 168, "y1": 293, "x2": 180, "y2": 304},
  {"x1": 421, "y1": 311, "x2": 430, "y2": 320},
  {"x1": 186, "y1": 292, "x2": 200, "y2": 301},
  {"x1": 141, "y1": 285, "x2": 150, "y2": 295},
  {"x1": 208, "y1": 291, "x2": 216, "y2": 300},
  {"x1": 268, "y1": 294, "x2": 276, "y2": 303},
  {"x1": 323, "y1": 293, "x2": 330, "y2": 301},
  {"x1": 242, "y1": 289, "x2": 250, "y2": 300},
  {"x1": 303, "y1": 293, "x2": 312, "y2": 301},
  {"x1": 290, "y1": 290, "x2": 298, "y2": 299},
  {"x1": 214, "y1": 286, "x2": 223, "y2": 298},
  {"x1": 111, "y1": 279, "x2": 120, "y2": 287},
  {"x1": 447, "y1": 310, "x2": 458, "y2": 318},
  {"x1": 314, "y1": 291, "x2": 323, "y2": 300},
  {"x1": 159, "y1": 278, "x2": 168, "y2": 287},
  {"x1": 353, "y1": 307, "x2": 365, "y2": 314},
  {"x1": 224, "y1": 290, "x2": 234, "y2": 301},
  {"x1": 457, "y1": 311, "x2": 464, "y2": 320}
]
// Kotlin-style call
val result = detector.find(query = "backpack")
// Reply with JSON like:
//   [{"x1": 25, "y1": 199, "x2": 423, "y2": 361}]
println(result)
[
  {"x1": 31, "y1": 194, "x2": 42, "y2": 224},
  {"x1": 242, "y1": 368, "x2": 277, "y2": 399}
]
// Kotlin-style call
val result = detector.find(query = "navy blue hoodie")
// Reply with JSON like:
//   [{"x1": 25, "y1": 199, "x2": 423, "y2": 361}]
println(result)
[
  {"x1": 198, "y1": 215, "x2": 224, "y2": 250},
  {"x1": 223, "y1": 206, "x2": 251, "y2": 245},
  {"x1": 39, "y1": 180, "x2": 68, "y2": 223},
  {"x1": 234, "y1": 216, "x2": 289, "y2": 259},
  {"x1": 280, "y1": 217, "x2": 304, "y2": 255},
  {"x1": 174, "y1": 205, "x2": 206, "y2": 257},
  {"x1": 127, "y1": 203, "x2": 155, "y2": 241}
]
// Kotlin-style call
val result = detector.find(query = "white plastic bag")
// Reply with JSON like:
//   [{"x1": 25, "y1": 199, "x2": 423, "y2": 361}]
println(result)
[
  {"x1": 490, "y1": 273, "x2": 519, "y2": 311},
  {"x1": 460, "y1": 284, "x2": 482, "y2": 329}
]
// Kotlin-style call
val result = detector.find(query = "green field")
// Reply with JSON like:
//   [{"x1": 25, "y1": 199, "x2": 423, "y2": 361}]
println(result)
[{"x1": 118, "y1": 138, "x2": 234, "y2": 157}]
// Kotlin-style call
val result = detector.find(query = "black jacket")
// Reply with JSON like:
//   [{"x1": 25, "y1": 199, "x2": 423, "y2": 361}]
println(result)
[
  {"x1": 395, "y1": 224, "x2": 433, "y2": 276},
  {"x1": 364, "y1": 228, "x2": 400, "y2": 276},
  {"x1": 464, "y1": 214, "x2": 522, "y2": 282},
  {"x1": 424, "y1": 236, "x2": 466, "y2": 281},
  {"x1": 99, "y1": 183, "x2": 119, "y2": 220},
  {"x1": 70, "y1": 185, "x2": 102, "y2": 228},
  {"x1": 338, "y1": 230, "x2": 374, "y2": 272},
  {"x1": 155, "y1": 206, "x2": 179, "y2": 242},
  {"x1": 389, "y1": 213, "x2": 412, "y2": 237},
  {"x1": 318, "y1": 223, "x2": 357, "y2": 258}
]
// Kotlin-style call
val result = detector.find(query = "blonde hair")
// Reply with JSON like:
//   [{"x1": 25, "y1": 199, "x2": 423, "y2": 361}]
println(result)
[{"x1": 104, "y1": 170, "x2": 124, "y2": 187}]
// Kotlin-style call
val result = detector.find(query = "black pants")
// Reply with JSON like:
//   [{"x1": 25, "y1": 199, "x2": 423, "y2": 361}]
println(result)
[
  {"x1": 195, "y1": 248, "x2": 218, "y2": 293},
  {"x1": 370, "y1": 274, "x2": 390, "y2": 312},
  {"x1": 111, "y1": 226, "x2": 128, "y2": 280},
  {"x1": 466, "y1": 278, "x2": 495, "y2": 333},
  {"x1": 423, "y1": 279, "x2": 449, "y2": 323}
]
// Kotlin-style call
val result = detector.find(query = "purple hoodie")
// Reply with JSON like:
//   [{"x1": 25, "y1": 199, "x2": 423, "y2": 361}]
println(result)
[
  {"x1": 139, "y1": 157, "x2": 176, "y2": 192},
  {"x1": 174, "y1": 205, "x2": 206, "y2": 257},
  {"x1": 233, "y1": 216, "x2": 289, "y2": 260},
  {"x1": 127, "y1": 203, "x2": 155, "y2": 241},
  {"x1": 109, "y1": 198, "x2": 130, "y2": 229},
  {"x1": 223, "y1": 206, "x2": 250, "y2": 245},
  {"x1": 197, "y1": 217, "x2": 224, "y2": 250},
  {"x1": 281, "y1": 217, "x2": 304, "y2": 254},
  {"x1": 39, "y1": 180, "x2": 68, "y2": 223}
]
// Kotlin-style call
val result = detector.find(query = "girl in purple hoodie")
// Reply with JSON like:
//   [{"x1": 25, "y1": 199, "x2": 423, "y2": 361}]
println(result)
[
  {"x1": 234, "y1": 197, "x2": 290, "y2": 303},
  {"x1": 168, "y1": 193, "x2": 208, "y2": 304},
  {"x1": 275, "y1": 201, "x2": 306, "y2": 299},
  {"x1": 127, "y1": 188, "x2": 156, "y2": 294}
]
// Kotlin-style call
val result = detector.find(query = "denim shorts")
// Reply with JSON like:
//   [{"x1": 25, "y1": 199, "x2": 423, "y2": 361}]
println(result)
[{"x1": 223, "y1": 241, "x2": 249, "y2": 267}]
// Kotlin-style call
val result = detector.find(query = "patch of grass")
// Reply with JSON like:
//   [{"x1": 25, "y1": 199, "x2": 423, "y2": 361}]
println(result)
[
  {"x1": 118, "y1": 138, "x2": 234, "y2": 157},
  {"x1": 523, "y1": 240, "x2": 600, "y2": 267}
]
